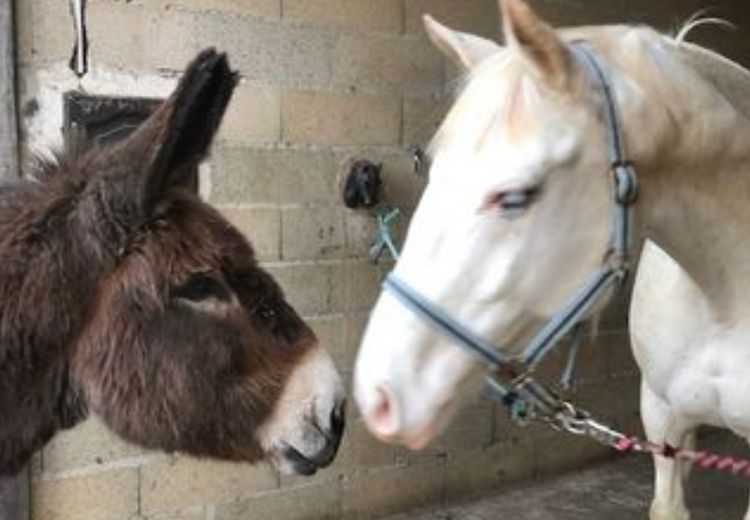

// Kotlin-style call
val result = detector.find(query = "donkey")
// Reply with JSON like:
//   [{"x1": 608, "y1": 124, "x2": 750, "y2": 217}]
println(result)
[
  {"x1": 355, "y1": 0, "x2": 750, "y2": 517},
  {"x1": 0, "y1": 49, "x2": 345, "y2": 477}
]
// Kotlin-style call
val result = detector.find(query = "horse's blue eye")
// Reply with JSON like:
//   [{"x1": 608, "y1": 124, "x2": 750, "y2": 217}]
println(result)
[
  {"x1": 173, "y1": 274, "x2": 231, "y2": 302},
  {"x1": 485, "y1": 186, "x2": 541, "y2": 217}
]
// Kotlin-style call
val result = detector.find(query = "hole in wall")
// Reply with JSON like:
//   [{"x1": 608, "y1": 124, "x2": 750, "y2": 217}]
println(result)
[{"x1": 63, "y1": 91, "x2": 198, "y2": 192}]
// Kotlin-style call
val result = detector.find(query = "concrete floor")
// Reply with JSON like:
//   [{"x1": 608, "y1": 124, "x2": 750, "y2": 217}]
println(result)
[{"x1": 387, "y1": 432, "x2": 750, "y2": 519}]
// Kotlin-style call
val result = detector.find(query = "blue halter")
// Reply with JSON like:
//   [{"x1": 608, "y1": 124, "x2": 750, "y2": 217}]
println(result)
[{"x1": 383, "y1": 43, "x2": 638, "y2": 422}]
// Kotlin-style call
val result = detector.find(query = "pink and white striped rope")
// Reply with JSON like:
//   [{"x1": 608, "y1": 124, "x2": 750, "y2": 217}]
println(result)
[{"x1": 614, "y1": 436, "x2": 750, "y2": 479}]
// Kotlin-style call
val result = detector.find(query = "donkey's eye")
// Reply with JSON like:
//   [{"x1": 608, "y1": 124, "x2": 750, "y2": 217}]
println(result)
[
  {"x1": 252, "y1": 299, "x2": 278, "y2": 321},
  {"x1": 483, "y1": 186, "x2": 541, "y2": 217},
  {"x1": 173, "y1": 274, "x2": 231, "y2": 302}
]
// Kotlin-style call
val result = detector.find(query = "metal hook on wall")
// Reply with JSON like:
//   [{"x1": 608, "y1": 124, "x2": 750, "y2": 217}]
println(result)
[
  {"x1": 409, "y1": 145, "x2": 429, "y2": 176},
  {"x1": 339, "y1": 158, "x2": 402, "y2": 264},
  {"x1": 369, "y1": 208, "x2": 401, "y2": 263},
  {"x1": 69, "y1": 0, "x2": 89, "y2": 78}
]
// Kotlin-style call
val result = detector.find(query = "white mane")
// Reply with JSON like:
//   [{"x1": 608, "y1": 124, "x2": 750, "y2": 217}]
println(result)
[{"x1": 674, "y1": 11, "x2": 735, "y2": 44}]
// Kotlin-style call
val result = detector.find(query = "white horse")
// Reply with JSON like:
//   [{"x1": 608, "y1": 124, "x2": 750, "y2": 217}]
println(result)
[{"x1": 353, "y1": 0, "x2": 750, "y2": 518}]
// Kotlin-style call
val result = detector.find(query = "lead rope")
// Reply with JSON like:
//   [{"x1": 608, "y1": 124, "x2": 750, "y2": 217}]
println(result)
[
  {"x1": 616, "y1": 437, "x2": 750, "y2": 478},
  {"x1": 527, "y1": 395, "x2": 750, "y2": 480}
]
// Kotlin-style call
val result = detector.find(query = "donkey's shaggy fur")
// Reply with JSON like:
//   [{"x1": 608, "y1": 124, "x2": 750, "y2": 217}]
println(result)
[{"x1": 0, "y1": 50, "x2": 330, "y2": 475}]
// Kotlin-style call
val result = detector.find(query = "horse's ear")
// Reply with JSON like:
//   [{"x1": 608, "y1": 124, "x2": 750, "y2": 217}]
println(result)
[
  {"x1": 102, "y1": 49, "x2": 237, "y2": 217},
  {"x1": 500, "y1": 0, "x2": 574, "y2": 91},
  {"x1": 423, "y1": 15, "x2": 502, "y2": 71}
]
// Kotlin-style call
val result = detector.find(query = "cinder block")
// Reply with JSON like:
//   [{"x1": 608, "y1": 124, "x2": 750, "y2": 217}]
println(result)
[
  {"x1": 29, "y1": 453, "x2": 43, "y2": 479},
  {"x1": 217, "y1": 84, "x2": 281, "y2": 144},
  {"x1": 216, "y1": 481, "x2": 340, "y2": 520},
  {"x1": 281, "y1": 207, "x2": 347, "y2": 261},
  {"x1": 530, "y1": 331, "x2": 608, "y2": 386},
  {"x1": 218, "y1": 207, "x2": 282, "y2": 262},
  {"x1": 405, "y1": 0, "x2": 500, "y2": 38},
  {"x1": 531, "y1": 329, "x2": 631, "y2": 387},
  {"x1": 337, "y1": 419, "x2": 401, "y2": 471},
  {"x1": 341, "y1": 459, "x2": 446, "y2": 519},
  {"x1": 283, "y1": 0, "x2": 402, "y2": 33},
  {"x1": 342, "y1": 312, "x2": 370, "y2": 369},
  {"x1": 595, "y1": 287, "x2": 631, "y2": 334},
  {"x1": 140, "y1": 456, "x2": 277, "y2": 513},
  {"x1": 403, "y1": 94, "x2": 450, "y2": 147},
  {"x1": 138, "y1": 506, "x2": 208, "y2": 520},
  {"x1": 31, "y1": 469, "x2": 138, "y2": 520},
  {"x1": 265, "y1": 263, "x2": 340, "y2": 316},
  {"x1": 87, "y1": 3, "x2": 201, "y2": 71},
  {"x1": 86, "y1": 8, "x2": 333, "y2": 82},
  {"x1": 431, "y1": 398, "x2": 495, "y2": 453},
  {"x1": 572, "y1": 378, "x2": 642, "y2": 434},
  {"x1": 605, "y1": 333, "x2": 640, "y2": 380},
  {"x1": 331, "y1": 35, "x2": 443, "y2": 93},
  {"x1": 199, "y1": 16, "x2": 334, "y2": 87},
  {"x1": 14, "y1": 1, "x2": 33, "y2": 65},
  {"x1": 444, "y1": 438, "x2": 536, "y2": 502},
  {"x1": 41, "y1": 416, "x2": 142, "y2": 474},
  {"x1": 343, "y1": 211, "x2": 379, "y2": 259},
  {"x1": 305, "y1": 315, "x2": 352, "y2": 370},
  {"x1": 532, "y1": 431, "x2": 613, "y2": 476},
  {"x1": 29, "y1": 0, "x2": 73, "y2": 64},
  {"x1": 282, "y1": 90, "x2": 400, "y2": 146},
  {"x1": 157, "y1": 0, "x2": 281, "y2": 20},
  {"x1": 210, "y1": 147, "x2": 338, "y2": 206},
  {"x1": 378, "y1": 153, "x2": 428, "y2": 209},
  {"x1": 342, "y1": 261, "x2": 382, "y2": 313}
]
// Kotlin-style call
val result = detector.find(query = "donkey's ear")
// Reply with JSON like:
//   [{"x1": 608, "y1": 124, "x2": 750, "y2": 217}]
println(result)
[
  {"x1": 500, "y1": 0, "x2": 575, "y2": 91},
  {"x1": 423, "y1": 15, "x2": 502, "y2": 71},
  {"x1": 143, "y1": 48, "x2": 237, "y2": 204},
  {"x1": 108, "y1": 49, "x2": 237, "y2": 215}
]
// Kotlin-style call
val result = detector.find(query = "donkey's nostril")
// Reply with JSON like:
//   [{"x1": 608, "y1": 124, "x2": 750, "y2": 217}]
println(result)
[
  {"x1": 330, "y1": 401, "x2": 346, "y2": 440},
  {"x1": 368, "y1": 385, "x2": 400, "y2": 437}
]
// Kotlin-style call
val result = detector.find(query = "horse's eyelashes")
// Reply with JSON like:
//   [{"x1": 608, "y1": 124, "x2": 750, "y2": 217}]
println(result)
[
  {"x1": 484, "y1": 185, "x2": 542, "y2": 216},
  {"x1": 172, "y1": 274, "x2": 231, "y2": 302}
]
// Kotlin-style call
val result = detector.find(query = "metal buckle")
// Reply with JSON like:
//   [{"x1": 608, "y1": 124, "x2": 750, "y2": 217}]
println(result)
[
  {"x1": 613, "y1": 163, "x2": 638, "y2": 205},
  {"x1": 550, "y1": 401, "x2": 627, "y2": 448},
  {"x1": 552, "y1": 402, "x2": 589, "y2": 435}
]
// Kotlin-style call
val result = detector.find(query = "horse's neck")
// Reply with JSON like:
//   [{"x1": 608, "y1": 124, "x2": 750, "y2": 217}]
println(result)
[{"x1": 637, "y1": 43, "x2": 750, "y2": 320}]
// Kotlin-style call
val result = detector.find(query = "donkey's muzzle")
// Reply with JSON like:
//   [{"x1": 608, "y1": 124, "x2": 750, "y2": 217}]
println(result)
[{"x1": 283, "y1": 404, "x2": 346, "y2": 476}]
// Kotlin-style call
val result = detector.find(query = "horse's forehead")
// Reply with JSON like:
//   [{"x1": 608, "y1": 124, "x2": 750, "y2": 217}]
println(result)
[
  {"x1": 430, "y1": 25, "x2": 667, "y2": 183},
  {"x1": 446, "y1": 64, "x2": 521, "y2": 140},
  {"x1": 432, "y1": 75, "x2": 573, "y2": 190}
]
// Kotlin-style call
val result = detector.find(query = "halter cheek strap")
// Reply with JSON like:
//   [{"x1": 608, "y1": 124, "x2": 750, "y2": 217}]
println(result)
[
  {"x1": 382, "y1": 42, "x2": 638, "y2": 417},
  {"x1": 572, "y1": 44, "x2": 638, "y2": 260}
]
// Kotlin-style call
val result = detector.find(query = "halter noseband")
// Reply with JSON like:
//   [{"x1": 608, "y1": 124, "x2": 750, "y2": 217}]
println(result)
[{"x1": 382, "y1": 43, "x2": 638, "y2": 420}]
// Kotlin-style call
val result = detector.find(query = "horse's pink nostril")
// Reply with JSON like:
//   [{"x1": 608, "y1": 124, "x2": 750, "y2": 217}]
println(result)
[{"x1": 369, "y1": 385, "x2": 400, "y2": 437}]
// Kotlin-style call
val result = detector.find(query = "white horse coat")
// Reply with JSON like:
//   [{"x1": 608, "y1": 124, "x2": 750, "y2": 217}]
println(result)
[{"x1": 353, "y1": 1, "x2": 750, "y2": 518}]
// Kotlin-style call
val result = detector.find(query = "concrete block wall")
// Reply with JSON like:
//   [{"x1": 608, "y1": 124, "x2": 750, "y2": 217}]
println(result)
[{"x1": 14, "y1": 1, "x2": 750, "y2": 519}]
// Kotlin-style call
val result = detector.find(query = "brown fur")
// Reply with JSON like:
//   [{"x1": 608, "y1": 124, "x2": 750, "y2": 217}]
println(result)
[{"x1": 0, "y1": 49, "x2": 315, "y2": 475}]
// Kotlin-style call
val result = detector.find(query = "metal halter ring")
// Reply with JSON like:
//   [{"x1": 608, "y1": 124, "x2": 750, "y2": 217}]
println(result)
[{"x1": 613, "y1": 162, "x2": 638, "y2": 205}]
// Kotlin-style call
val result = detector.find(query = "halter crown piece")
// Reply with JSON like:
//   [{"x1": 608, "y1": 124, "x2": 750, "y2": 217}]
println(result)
[{"x1": 383, "y1": 42, "x2": 638, "y2": 424}]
